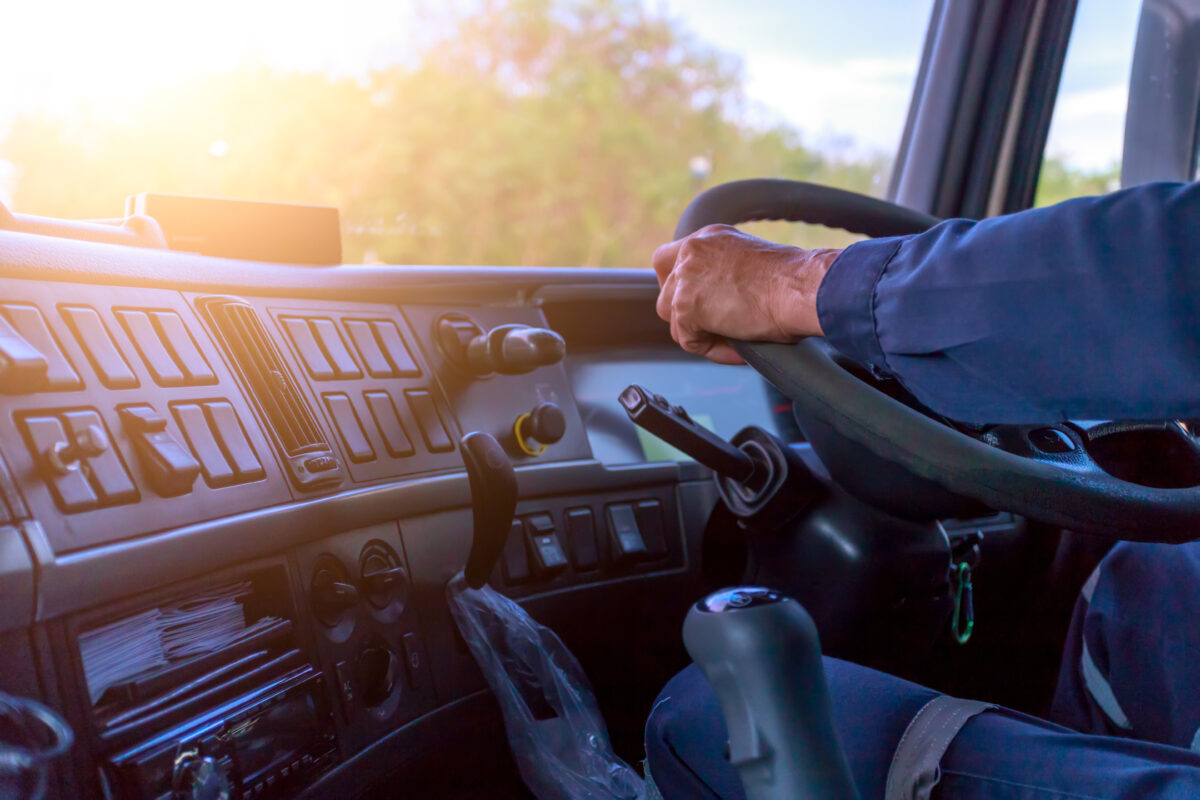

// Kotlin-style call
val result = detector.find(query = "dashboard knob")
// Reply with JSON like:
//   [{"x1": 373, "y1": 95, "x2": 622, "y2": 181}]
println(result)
[
  {"x1": 45, "y1": 424, "x2": 109, "y2": 475},
  {"x1": 466, "y1": 324, "x2": 565, "y2": 376},
  {"x1": 361, "y1": 552, "x2": 409, "y2": 610},
  {"x1": 311, "y1": 562, "x2": 359, "y2": 627},
  {"x1": 514, "y1": 402, "x2": 566, "y2": 456},
  {"x1": 172, "y1": 752, "x2": 232, "y2": 800}
]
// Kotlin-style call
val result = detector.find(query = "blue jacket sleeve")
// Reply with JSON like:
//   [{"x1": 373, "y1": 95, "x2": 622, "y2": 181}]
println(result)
[{"x1": 815, "y1": 181, "x2": 1200, "y2": 424}]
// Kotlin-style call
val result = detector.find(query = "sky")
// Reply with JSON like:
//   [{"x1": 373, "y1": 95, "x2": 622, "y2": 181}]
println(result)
[{"x1": 0, "y1": 0, "x2": 1143, "y2": 205}]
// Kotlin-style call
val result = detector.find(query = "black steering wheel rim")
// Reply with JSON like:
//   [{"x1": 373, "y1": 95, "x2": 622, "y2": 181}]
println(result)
[{"x1": 676, "y1": 179, "x2": 1200, "y2": 542}]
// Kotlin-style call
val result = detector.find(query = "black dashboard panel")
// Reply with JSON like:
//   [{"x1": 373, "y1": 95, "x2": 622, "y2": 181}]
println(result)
[
  {"x1": 0, "y1": 277, "x2": 291, "y2": 553},
  {"x1": 0, "y1": 226, "x2": 723, "y2": 800}
]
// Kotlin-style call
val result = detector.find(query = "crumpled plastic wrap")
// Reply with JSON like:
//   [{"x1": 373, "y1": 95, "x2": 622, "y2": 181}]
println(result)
[{"x1": 447, "y1": 573, "x2": 645, "y2": 800}]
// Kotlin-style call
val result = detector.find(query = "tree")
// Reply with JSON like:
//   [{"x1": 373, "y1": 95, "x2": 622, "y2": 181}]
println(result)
[{"x1": 2, "y1": 0, "x2": 1113, "y2": 266}]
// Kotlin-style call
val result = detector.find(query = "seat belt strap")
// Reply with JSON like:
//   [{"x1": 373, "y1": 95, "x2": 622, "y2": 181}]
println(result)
[{"x1": 884, "y1": 695, "x2": 996, "y2": 800}]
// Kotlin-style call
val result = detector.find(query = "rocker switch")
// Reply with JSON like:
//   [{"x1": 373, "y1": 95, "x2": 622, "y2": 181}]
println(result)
[
  {"x1": 607, "y1": 504, "x2": 648, "y2": 562},
  {"x1": 119, "y1": 405, "x2": 201, "y2": 497},
  {"x1": 524, "y1": 513, "x2": 567, "y2": 576}
]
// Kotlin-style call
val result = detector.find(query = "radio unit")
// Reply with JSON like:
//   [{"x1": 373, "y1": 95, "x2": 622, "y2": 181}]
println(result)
[{"x1": 105, "y1": 664, "x2": 336, "y2": 799}]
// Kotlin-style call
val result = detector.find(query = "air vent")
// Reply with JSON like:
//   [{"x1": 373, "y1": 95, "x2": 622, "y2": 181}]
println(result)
[{"x1": 200, "y1": 297, "x2": 343, "y2": 490}]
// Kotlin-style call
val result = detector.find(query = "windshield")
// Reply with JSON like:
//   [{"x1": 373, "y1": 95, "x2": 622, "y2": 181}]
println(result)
[{"x1": 0, "y1": 0, "x2": 936, "y2": 266}]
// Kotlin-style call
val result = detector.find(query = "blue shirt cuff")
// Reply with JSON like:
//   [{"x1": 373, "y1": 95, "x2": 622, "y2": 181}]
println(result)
[{"x1": 815, "y1": 236, "x2": 906, "y2": 373}]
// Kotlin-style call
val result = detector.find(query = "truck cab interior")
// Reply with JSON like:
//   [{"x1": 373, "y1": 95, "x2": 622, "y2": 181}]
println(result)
[{"x1": 2, "y1": 0, "x2": 1199, "y2": 797}]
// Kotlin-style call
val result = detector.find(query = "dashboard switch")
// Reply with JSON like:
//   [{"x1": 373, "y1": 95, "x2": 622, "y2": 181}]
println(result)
[
  {"x1": 405, "y1": 390, "x2": 453, "y2": 453},
  {"x1": 524, "y1": 513, "x2": 568, "y2": 576},
  {"x1": 119, "y1": 404, "x2": 201, "y2": 496},
  {"x1": 21, "y1": 414, "x2": 99, "y2": 512},
  {"x1": 310, "y1": 319, "x2": 362, "y2": 380},
  {"x1": 606, "y1": 504, "x2": 648, "y2": 563},
  {"x1": 0, "y1": 312, "x2": 48, "y2": 393},
  {"x1": 282, "y1": 316, "x2": 336, "y2": 380},
  {"x1": 502, "y1": 519, "x2": 530, "y2": 584},
  {"x1": 61, "y1": 410, "x2": 138, "y2": 506},
  {"x1": 564, "y1": 508, "x2": 598, "y2": 570},
  {"x1": 345, "y1": 320, "x2": 394, "y2": 378},
  {"x1": 635, "y1": 500, "x2": 668, "y2": 557},
  {"x1": 371, "y1": 320, "x2": 420, "y2": 377},
  {"x1": 1, "y1": 303, "x2": 81, "y2": 392},
  {"x1": 364, "y1": 391, "x2": 414, "y2": 457},
  {"x1": 401, "y1": 632, "x2": 423, "y2": 689},
  {"x1": 60, "y1": 306, "x2": 138, "y2": 389},
  {"x1": 204, "y1": 402, "x2": 265, "y2": 482},
  {"x1": 117, "y1": 310, "x2": 186, "y2": 386},
  {"x1": 323, "y1": 393, "x2": 376, "y2": 463},
  {"x1": 151, "y1": 311, "x2": 216, "y2": 385},
  {"x1": 173, "y1": 403, "x2": 237, "y2": 487}
]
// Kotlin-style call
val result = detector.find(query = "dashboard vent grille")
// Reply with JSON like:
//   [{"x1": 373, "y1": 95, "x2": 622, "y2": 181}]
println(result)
[{"x1": 200, "y1": 297, "x2": 342, "y2": 488}]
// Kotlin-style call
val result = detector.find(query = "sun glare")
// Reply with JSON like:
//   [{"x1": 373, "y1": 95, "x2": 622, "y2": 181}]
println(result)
[{"x1": 0, "y1": 0, "x2": 421, "y2": 121}]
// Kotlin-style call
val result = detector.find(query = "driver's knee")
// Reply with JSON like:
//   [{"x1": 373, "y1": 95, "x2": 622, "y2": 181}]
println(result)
[
  {"x1": 644, "y1": 658, "x2": 939, "y2": 799},
  {"x1": 645, "y1": 665, "x2": 746, "y2": 799},
  {"x1": 1052, "y1": 540, "x2": 1200, "y2": 748}
]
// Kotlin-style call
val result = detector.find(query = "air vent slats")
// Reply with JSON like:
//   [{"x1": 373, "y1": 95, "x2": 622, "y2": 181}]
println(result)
[{"x1": 200, "y1": 297, "x2": 343, "y2": 489}]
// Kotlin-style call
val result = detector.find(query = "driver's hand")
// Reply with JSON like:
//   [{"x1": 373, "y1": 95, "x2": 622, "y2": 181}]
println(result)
[{"x1": 652, "y1": 224, "x2": 840, "y2": 365}]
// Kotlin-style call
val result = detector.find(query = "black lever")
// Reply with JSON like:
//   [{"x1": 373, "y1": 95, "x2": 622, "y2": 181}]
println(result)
[
  {"x1": 620, "y1": 385, "x2": 756, "y2": 481},
  {"x1": 461, "y1": 431, "x2": 518, "y2": 589}
]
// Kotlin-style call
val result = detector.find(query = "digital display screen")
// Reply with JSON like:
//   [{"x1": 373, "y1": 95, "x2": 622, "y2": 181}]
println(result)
[
  {"x1": 232, "y1": 692, "x2": 320, "y2": 781},
  {"x1": 570, "y1": 353, "x2": 798, "y2": 465}
]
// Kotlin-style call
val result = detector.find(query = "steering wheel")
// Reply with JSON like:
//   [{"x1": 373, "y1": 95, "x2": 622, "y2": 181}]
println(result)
[{"x1": 676, "y1": 179, "x2": 1200, "y2": 543}]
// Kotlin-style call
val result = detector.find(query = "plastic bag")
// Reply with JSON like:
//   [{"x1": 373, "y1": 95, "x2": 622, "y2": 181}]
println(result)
[{"x1": 447, "y1": 573, "x2": 645, "y2": 800}]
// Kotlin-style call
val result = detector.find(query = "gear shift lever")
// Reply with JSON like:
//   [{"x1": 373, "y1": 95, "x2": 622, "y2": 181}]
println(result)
[
  {"x1": 460, "y1": 431, "x2": 518, "y2": 589},
  {"x1": 683, "y1": 587, "x2": 859, "y2": 800}
]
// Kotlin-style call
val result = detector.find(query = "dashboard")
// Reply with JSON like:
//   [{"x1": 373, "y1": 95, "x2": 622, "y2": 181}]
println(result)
[{"x1": 0, "y1": 219, "x2": 740, "y2": 799}]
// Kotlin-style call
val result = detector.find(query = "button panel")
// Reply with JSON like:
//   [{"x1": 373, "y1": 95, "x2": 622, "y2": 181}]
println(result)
[
  {"x1": 0, "y1": 279, "x2": 292, "y2": 554},
  {"x1": 494, "y1": 492, "x2": 681, "y2": 594},
  {"x1": 268, "y1": 303, "x2": 456, "y2": 484}
]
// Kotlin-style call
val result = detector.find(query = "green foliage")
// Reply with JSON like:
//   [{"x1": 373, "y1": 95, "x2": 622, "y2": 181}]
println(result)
[
  {"x1": 1034, "y1": 157, "x2": 1120, "y2": 208},
  {"x1": 0, "y1": 0, "x2": 1116, "y2": 266}
]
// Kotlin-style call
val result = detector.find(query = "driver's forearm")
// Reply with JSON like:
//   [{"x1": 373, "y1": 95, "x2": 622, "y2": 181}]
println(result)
[{"x1": 816, "y1": 180, "x2": 1200, "y2": 424}]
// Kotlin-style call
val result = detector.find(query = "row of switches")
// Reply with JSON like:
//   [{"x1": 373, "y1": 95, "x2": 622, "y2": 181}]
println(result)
[
  {"x1": 0, "y1": 302, "x2": 218, "y2": 394},
  {"x1": 283, "y1": 315, "x2": 420, "y2": 382},
  {"x1": 501, "y1": 501, "x2": 669, "y2": 584}
]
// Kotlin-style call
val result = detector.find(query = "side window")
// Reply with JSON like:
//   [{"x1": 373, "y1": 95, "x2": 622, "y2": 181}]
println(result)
[{"x1": 1035, "y1": 0, "x2": 1143, "y2": 206}]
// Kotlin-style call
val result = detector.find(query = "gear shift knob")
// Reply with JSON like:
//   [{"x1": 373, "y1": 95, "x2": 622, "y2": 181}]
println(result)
[{"x1": 682, "y1": 587, "x2": 859, "y2": 800}]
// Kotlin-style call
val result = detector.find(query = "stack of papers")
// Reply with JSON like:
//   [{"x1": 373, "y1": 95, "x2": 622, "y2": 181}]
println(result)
[
  {"x1": 80, "y1": 581, "x2": 283, "y2": 705},
  {"x1": 160, "y1": 582, "x2": 254, "y2": 660},
  {"x1": 79, "y1": 609, "x2": 167, "y2": 704}
]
